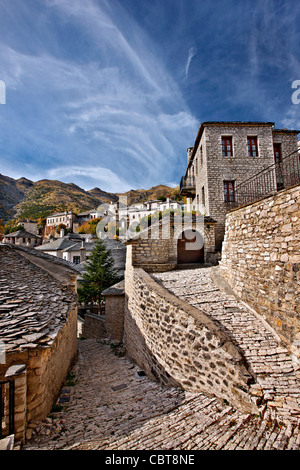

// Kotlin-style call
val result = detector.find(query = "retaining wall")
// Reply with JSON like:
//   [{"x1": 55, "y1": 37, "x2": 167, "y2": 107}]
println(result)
[
  {"x1": 220, "y1": 184, "x2": 300, "y2": 360},
  {"x1": 124, "y1": 246, "x2": 257, "y2": 413}
]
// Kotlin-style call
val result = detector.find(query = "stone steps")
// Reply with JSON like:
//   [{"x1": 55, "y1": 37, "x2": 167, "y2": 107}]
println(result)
[
  {"x1": 154, "y1": 267, "x2": 300, "y2": 423},
  {"x1": 81, "y1": 393, "x2": 300, "y2": 451}
]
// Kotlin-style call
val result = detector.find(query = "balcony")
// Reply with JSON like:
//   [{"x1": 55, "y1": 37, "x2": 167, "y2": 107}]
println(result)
[
  {"x1": 180, "y1": 176, "x2": 196, "y2": 197},
  {"x1": 225, "y1": 149, "x2": 300, "y2": 210}
]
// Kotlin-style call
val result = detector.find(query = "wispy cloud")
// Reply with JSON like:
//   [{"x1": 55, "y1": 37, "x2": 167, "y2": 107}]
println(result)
[
  {"x1": 0, "y1": 0, "x2": 198, "y2": 191},
  {"x1": 46, "y1": 165, "x2": 131, "y2": 192},
  {"x1": 185, "y1": 47, "x2": 197, "y2": 79}
]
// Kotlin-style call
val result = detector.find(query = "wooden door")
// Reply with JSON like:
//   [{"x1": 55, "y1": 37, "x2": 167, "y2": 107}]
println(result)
[{"x1": 177, "y1": 230, "x2": 204, "y2": 264}]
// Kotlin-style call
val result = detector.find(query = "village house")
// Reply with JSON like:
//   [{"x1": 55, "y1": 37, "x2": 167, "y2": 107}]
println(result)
[
  {"x1": 35, "y1": 232, "x2": 96, "y2": 265},
  {"x1": 3, "y1": 228, "x2": 42, "y2": 247},
  {"x1": 180, "y1": 121, "x2": 300, "y2": 250},
  {"x1": 45, "y1": 211, "x2": 77, "y2": 235},
  {"x1": 18, "y1": 220, "x2": 38, "y2": 235},
  {"x1": 117, "y1": 197, "x2": 184, "y2": 233},
  {"x1": 0, "y1": 243, "x2": 80, "y2": 444},
  {"x1": 35, "y1": 232, "x2": 126, "y2": 277}
]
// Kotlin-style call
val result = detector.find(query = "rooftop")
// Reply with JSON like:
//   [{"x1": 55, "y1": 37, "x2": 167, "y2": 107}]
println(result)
[
  {"x1": 4, "y1": 229, "x2": 41, "y2": 239},
  {"x1": 0, "y1": 244, "x2": 78, "y2": 353}
]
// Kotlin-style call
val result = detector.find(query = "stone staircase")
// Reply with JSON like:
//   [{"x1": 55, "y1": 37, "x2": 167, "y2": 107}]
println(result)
[{"x1": 153, "y1": 267, "x2": 300, "y2": 425}]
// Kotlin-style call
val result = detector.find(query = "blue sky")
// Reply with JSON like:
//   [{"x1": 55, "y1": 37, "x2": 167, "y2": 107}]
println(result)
[{"x1": 0, "y1": 0, "x2": 299, "y2": 192}]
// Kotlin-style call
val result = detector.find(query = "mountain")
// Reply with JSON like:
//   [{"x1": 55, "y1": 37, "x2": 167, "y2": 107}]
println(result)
[
  {"x1": 0, "y1": 174, "x2": 34, "y2": 221},
  {"x1": 0, "y1": 173, "x2": 180, "y2": 222},
  {"x1": 116, "y1": 185, "x2": 180, "y2": 206}
]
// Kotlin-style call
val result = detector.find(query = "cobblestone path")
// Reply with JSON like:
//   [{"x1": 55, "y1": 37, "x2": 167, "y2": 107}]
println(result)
[
  {"x1": 23, "y1": 267, "x2": 300, "y2": 451},
  {"x1": 154, "y1": 267, "x2": 300, "y2": 424}
]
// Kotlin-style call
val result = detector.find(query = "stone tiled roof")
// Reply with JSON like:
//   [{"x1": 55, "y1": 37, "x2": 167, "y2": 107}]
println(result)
[
  {"x1": 102, "y1": 280, "x2": 125, "y2": 296},
  {"x1": 35, "y1": 233, "x2": 84, "y2": 252},
  {"x1": 0, "y1": 244, "x2": 78, "y2": 353},
  {"x1": 4, "y1": 229, "x2": 42, "y2": 239},
  {"x1": 9, "y1": 243, "x2": 84, "y2": 273}
]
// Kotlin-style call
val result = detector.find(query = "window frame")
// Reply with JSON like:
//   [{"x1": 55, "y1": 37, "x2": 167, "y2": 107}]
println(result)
[
  {"x1": 221, "y1": 136, "x2": 233, "y2": 157},
  {"x1": 223, "y1": 180, "x2": 235, "y2": 203},
  {"x1": 247, "y1": 136, "x2": 259, "y2": 157},
  {"x1": 273, "y1": 143, "x2": 282, "y2": 164}
]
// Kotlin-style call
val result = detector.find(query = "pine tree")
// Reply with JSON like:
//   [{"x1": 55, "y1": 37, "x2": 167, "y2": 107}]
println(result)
[{"x1": 77, "y1": 239, "x2": 120, "y2": 304}]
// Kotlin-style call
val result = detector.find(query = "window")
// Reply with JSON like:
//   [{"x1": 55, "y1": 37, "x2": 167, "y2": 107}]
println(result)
[
  {"x1": 201, "y1": 186, "x2": 205, "y2": 206},
  {"x1": 222, "y1": 136, "x2": 233, "y2": 157},
  {"x1": 73, "y1": 256, "x2": 80, "y2": 264},
  {"x1": 200, "y1": 146, "x2": 203, "y2": 165},
  {"x1": 248, "y1": 136, "x2": 258, "y2": 157},
  {"x1": 273, "y1": 143, "x2": 282, "y2": 163},
  {"x1": 223, "y1": 180, "x2": 235, "y2": 203}
]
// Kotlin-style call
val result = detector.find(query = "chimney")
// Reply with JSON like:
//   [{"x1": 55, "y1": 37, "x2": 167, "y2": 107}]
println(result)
[
  {"x1": 187, "y1": 147, "x2": 193, "y2": 164},
  {"x1": 80, "y1": 241, "x2": 86, "y2": 263},
  {"x1": 60, "y1": 228, "x2": 65, "y2": 238}
]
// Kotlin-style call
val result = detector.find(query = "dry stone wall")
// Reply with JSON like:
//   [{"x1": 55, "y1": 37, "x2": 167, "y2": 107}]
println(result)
[
  {"x1": 124, "y1": 246, "x2": 257, "y2": 413},
  {"x1": 220, "y1": 184, "x2": 300, "y2": 360}
]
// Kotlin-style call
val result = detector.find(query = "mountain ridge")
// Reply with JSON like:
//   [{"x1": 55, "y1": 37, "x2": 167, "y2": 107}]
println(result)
[{"x1": 0, "y1": 173, "x2": 180, "y2": 222}]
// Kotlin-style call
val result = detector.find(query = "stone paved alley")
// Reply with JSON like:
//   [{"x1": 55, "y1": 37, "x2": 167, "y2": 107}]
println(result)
[{"x1": 23, "y1": 268, "x2": 300, "y2": 451}]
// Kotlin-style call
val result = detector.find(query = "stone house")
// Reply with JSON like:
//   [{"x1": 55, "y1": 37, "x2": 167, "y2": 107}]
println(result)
[
  {"x1": 180, "y1": 121, "x2": 299, "y2": 250},
  {"x1": 18, "y1": 220, "x2": 38, "y2": 235},
  {"x1": 35, "y1": 232, "x2": 96, "y2": 265},
  {"x1": 125, "y1": 213, "x2": 217, "y2": 271},
  {"x1": 3, "y1": 229, "x2": 42, "y2": 247},
  {"x1": 123, "y1": 198, "x2": 184, "y2": 229},
  {"x1": 0, "y1": 244, "x2": 80, "y2": 443},
  {"x1": 35, "y1": 233, "x2": 126, "y2": 276},
  {"x1": 45, "y1": 211, "x2": 77, "y2": 235}
]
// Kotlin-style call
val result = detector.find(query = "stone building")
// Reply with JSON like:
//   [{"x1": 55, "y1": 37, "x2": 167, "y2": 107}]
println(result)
[
  {"x1": 3, "y1": 229, "x2": 42, "y2": 247},
  {"x1": 35, "y1": 232, "x2": 96, "y2": 265},
  {"x1": 180, "y1": 121, "x2": 299, "y2": 250},
  {"x1": 0, "y1": 244, "x2": 80, "y2": 443},
  {"x1": 125, "y1": 213, "x2": 217, "y2": 270},
  {"x1": 45, "y1": 211, "x2": 77, "y2": 235}
]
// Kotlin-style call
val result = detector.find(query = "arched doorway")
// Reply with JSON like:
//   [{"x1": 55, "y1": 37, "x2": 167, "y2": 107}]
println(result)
[{"x1": 177, "y1": 230, "x2": 204, "y2": 264}]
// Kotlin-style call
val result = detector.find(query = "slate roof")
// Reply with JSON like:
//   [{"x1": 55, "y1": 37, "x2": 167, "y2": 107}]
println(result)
[
  {"x1": 35, "y1": 233, "x2": 84, "y2": 252},
  {"x1": 102, "y1": 280, "x2": 125, "y2": 296},
  {"x1": 0, "y1": 244, "x2": 78, "y2": 352},
  {"x1": 8, "y1": 243, "x2": 84, "y2": 273},
  {"x1": 4, "y1": 229, "x2": 42, "y2": 239}
]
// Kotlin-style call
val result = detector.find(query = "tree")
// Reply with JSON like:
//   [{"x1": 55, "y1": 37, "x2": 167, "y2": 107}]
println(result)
[
  {"x1": 77, "y1": 239, "x2": 120, "y2": 304},
  {"x1": 4, "y1": 222, "x2": 24, "y2": 234},
  {"x1": 56, "y1": 223, "x2": 67, "y2": 235}
]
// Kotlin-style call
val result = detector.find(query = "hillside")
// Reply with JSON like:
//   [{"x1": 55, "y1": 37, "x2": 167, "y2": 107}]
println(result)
[
  {"x1": 116, "y1": 184, "x2": 180, "y2": 206},
  {"x1": 0, "y1": 174, "x2": 34, "y2": 221},
  {"x1": 0, "y1": 173, "x2": 180, "y2": 222}
]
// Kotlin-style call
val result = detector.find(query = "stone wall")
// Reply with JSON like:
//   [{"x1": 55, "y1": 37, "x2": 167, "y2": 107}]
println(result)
[
  {"x1": 188, "y1": 123, "x2": 299, "y2": 249},
  {"x1": 126, "y1": 217, "x2": 218, "y2": 271},
  {"x1": 105, "y1": 297, "x2": 124, "y2": 341},
  {"x1": 0, "y1": 307, "x2": 78, "y2": 441},
  {"x1": 220, "y1": 184, "x2": 300, "y2": 360},
  {"x1": 82, "y1": 313, "x2": 107, "y2": 340},
  {"x1": 193, "y1": 123, "x2": 278, "y2": 248},
  {"x1": 124, "y1": 246, "x2": 257, "y2": 413}
]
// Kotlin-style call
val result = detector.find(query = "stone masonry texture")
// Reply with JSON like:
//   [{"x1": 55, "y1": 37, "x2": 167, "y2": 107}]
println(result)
[
  {"x1": 186, "y1": 122, "x2": 299, "y2": 249},
  {"x1": 23, "y1": 338, "x2": 300, "y2": 451},
  {"x1": 220, "y1": 184, "x2": 300, "y2": 359},
  {"x1": 124, "y1": 246, "x2": 256, "y2": 413}
]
